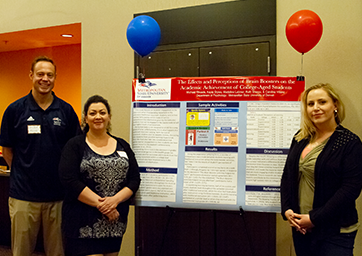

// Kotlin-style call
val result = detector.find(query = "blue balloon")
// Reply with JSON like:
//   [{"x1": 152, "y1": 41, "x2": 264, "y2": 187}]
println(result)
[{"x1": 126, "y1": 15, "x2": 161, "y2": 57}]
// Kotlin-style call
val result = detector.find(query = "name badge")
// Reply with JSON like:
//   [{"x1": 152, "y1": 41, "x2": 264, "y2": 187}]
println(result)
[
  {"x1": 28, "y1": 125, "x2": 41, "y2": 134},
  {"x1": 117, "y1": 151, "x2": 128, "y2": 159}
]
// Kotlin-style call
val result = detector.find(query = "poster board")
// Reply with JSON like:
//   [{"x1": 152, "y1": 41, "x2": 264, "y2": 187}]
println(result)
[{"x1": 131, "y1": 77, "x2": 305, "y2": 212}]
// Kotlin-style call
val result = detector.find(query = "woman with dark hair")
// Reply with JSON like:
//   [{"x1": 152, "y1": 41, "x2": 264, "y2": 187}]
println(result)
[
  {"x1": 59, "y1": 95, "x2": 140, "y2": 256},
  {"x1": 281, "y1": 83, "x2": 362, "y2": 256}
]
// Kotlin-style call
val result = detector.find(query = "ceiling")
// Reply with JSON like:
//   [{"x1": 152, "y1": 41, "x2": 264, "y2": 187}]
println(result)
[{"x1": 0, "y1": 23, "x2": 81, "y2": 53}]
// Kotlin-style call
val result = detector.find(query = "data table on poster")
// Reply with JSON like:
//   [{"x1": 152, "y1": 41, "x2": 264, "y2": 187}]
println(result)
[{"x1": 246, "y1": 102, "x2": 300, "y2": 148}]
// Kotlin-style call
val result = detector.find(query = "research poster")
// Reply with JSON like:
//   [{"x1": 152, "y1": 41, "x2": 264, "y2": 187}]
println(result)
[{"x1": 131, "y1": 77, "x2": 305, "y2": 212}]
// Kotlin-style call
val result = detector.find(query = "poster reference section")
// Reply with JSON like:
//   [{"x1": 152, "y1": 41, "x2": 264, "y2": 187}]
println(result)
[{"x1": 132, "y1": 77, "x2": 305, "y2": 212}]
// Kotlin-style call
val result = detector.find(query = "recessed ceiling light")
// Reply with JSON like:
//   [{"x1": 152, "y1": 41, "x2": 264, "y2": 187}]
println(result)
[{"x1": 61, "y1": 34, "x2": 73, "y2": 38}]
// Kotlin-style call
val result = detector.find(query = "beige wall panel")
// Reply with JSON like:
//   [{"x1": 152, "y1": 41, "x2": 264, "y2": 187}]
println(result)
[{"x1": 277, "y1": 1, "x2": 362, "y2": 256}]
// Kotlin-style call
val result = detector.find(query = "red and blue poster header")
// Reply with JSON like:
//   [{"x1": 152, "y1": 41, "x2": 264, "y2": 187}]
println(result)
[{"x1": 132, "y1": 76, "x2": 305, "y2": 102}]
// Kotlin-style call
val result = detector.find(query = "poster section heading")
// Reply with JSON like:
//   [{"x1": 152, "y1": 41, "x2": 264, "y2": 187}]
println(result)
[{"x1": 132, "y1": 76, "x2": 305, "y2": 102}]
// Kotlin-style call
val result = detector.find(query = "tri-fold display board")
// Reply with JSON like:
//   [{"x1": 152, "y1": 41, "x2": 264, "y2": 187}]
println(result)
[{"x1": 132, "y1": 76, "x2": 305, "y2": 212}]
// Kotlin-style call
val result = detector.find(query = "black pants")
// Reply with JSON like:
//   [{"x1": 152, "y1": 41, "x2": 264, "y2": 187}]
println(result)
[{"x1": 292, "y1": 229, "x2": 357, "y2": 256}]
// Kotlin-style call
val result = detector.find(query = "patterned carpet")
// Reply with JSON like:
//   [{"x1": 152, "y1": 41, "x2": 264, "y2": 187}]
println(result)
[{"x1": 0, "y1": 245, "x2": 45, "y2": 256}]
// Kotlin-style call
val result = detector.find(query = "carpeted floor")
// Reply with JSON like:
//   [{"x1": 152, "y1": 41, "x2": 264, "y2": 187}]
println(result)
[{"x1": 0, "y1": 245, "x2": 45, "y2": 256}]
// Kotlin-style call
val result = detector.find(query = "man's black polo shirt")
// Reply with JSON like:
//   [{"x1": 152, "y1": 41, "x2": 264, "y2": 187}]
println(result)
[{"x1": 0, "y1": 91, "x2": 81, "y2": 202}]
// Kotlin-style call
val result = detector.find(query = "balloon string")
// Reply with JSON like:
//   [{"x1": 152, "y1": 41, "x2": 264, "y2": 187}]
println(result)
[
  {"x1": 138, "y1": 56, "x2": 147, "y2": 83},
  {"x1": 143, "y1": 56, "x2": 147, "y2": 79},
  {"x1": 300, "y1": 53, "x2": 304, "y2": 76},
  {"x1": 143, "y1": 64, "x2": 145, "y2": 79}
]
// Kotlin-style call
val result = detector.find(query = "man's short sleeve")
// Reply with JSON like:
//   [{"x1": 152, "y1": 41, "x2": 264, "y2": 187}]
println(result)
[{"x1": 0, "y1": 105, "x2": 16, "y2": 147}]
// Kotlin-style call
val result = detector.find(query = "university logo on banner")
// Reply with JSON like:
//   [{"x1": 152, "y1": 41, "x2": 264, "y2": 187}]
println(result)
[{"x1": 135, "y1": 79, "x2": 172, "y2": 101}]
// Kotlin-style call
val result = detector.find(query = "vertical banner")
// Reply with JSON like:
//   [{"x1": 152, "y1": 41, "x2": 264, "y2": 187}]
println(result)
[{"x1": 132, "y1": 77, "x2": 305, "y2": 212}]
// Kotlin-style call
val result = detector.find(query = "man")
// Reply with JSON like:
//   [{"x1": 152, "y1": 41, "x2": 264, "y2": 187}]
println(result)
[{"x1": 0, "y1": 56, "x2": 81, "y2": 256}]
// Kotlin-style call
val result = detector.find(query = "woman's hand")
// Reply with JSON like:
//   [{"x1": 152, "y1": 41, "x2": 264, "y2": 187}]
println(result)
[
  {"x1": 293, "y1": 213, "x2": 314, "y2": 233},
  {"x1": 97, "y1": 187, "x2": 134, "y2": 215},
  {"x1": 97, "y1": 196, "x2": 119, "y2": 215},
  {"x1": 105, "y1": 208, "x2": 120, "y2": 221},
  {"x1": 285, "y1": 209, "x2": 308, "y2": 234}
]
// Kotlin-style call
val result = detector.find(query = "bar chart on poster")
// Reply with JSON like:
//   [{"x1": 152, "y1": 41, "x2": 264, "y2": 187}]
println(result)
[{"x1": 131, "y1": 76, "x2": 304, "y2": 212}]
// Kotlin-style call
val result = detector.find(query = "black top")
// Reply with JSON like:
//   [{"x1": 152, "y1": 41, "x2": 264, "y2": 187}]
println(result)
[
  {"x1": 59, "y1": 134, "x2": 141, "y2": 239},
  {"x1": 0, "y1": 91, "x2": 81, "y2": 201},
  {"x1": 281, "y1": 125, "x2": 362, "y2": 240}
]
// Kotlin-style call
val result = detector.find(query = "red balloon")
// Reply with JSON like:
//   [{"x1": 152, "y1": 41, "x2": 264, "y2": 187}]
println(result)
[{"x1": 286, "y1": 10, "x2": 323, "y2": 54}]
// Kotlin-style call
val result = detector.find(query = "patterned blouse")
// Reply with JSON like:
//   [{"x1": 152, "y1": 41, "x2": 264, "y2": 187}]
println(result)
[
  {"x1": 78, "y1": 145, "x2": 129, "y2": 238},
  {"x1": 60, "y1": 134, "x2": 140, "y2": 240}
]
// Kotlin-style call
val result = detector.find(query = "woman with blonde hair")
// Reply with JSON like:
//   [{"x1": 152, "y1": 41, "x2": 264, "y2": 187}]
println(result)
[{"x1": 281, "y1": 83, "x2": 362, "y2": 256}]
